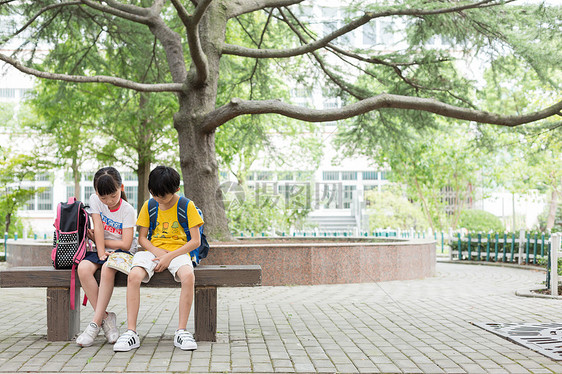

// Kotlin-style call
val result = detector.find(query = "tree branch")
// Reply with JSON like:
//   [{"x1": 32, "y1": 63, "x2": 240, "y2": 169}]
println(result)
[
  {"x1": 201, "y1": 95, "x2": 562, "y2": 133},
  {"x1": 227, "y1": 0, "x2": 303, "y2": 19},
  {"x1": 223, "y1": 0, "x2": 503, "y2": 59},
  {"x1": 170, "y1": 0, "x2": 190, "y2": 28},
  {"x1": 0, "y1": 1, "x2": 82, "y2": 44},
  {"x1": 79, "y1": 0, "x2": 151, "y2": 24},
  {"x1": 186, "y1": 0, "x2": 212, "y2": 86},
  {"x1": 278, "y1": 8, "x2": 368, "y2": 100},
  {"x1": 0, "y1": 53, "x2": 184, "y2": 92},
  {"x1": 170, "y1": 0, "x2": 211, "y2": 86},
  {"x1": 104, "y1": 0, "x2": 150, "y2": 16}
]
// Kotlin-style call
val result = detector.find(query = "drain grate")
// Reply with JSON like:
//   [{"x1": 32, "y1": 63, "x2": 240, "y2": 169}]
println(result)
[{"x1": 472, "y1": 322, "x2": 562, "y2": 360}]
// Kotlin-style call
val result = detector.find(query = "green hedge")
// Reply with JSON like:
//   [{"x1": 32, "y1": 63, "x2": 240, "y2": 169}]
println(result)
[{"x1": 458, "y1": 210, "x2": 504, "y2": 232}]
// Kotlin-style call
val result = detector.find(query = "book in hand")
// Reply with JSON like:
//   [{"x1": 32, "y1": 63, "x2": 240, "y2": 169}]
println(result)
[{"x1": 106, "y1": 251, "x2": 134, "y2": 275}]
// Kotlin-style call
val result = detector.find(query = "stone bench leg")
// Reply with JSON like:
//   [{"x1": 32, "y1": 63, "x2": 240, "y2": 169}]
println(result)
[
  {"x1": 46, "y1": 287, "x2": 80, "y2": 341},
  {"x1": 194, "y1": 286, "x2": 217, "y2": 341}
]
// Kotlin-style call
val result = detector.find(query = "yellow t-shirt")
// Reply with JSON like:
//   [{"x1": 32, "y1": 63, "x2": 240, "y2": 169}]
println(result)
[{"x1": 137, "y1": 197, "x2": 204, "y2": 252}]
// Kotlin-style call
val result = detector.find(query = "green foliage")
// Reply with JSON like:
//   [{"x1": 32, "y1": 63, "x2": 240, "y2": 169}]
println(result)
[
  {"x1": 366, "y1": 187, "x2": 428, "y2": 231},
  {"x1": 224, "y1": 184, "x2": 312, "y2": 234},
  {"x1": 216, "y1": 11, "x2": 322, "y2": 185},
  {"x1": 0, "y1": 147, "x2": 51, "y2": 234},
  {"x1": 25, "y1": 10, "x2": 179, "y2": 207},
  {"x1": 458, "y1": 209, "x2": 504, "y2": 233},
  {"x1": 537, "y1": 204, "x2": 562, "y2": 233},
  {"x1": 0, "y1": 103, "x2": 16, "y2": 128},
  {"x1": 340, "y1": 123, "x2": 487, "y2": 231}
]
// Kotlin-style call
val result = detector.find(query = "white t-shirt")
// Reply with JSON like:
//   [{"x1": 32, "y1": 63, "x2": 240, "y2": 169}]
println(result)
[{"x1": 89, "y1": 194, "x2": 138, "y2": 253}]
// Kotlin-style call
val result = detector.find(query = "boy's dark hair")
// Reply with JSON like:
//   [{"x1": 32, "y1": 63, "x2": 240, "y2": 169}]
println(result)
[
  {"x1": 94, "y1": 167, "x2": 127, "y2": 201},
  {"x1": 148, "y1": 165, "x2": 181, "y2": 197}
]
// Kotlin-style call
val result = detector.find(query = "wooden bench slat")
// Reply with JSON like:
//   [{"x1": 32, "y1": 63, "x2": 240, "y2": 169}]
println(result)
[{"x1": 0, "y1": 265, "x2": 262, "y2": 288}]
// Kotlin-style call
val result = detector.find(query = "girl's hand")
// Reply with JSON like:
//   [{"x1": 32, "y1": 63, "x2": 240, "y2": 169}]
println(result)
[
  {"x1": 98, "y1": 250, "x2": 108, "y2": 261},
  {"x1": 87, "y1": 229, "x2": 95, "y2": 241},
  {"x1": 152, "y1": 252, "x2": 173, "y2": 272}
]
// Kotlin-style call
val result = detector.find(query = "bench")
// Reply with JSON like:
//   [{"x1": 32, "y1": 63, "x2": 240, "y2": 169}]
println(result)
[{"x1": 0, "y1": 264, "x2": 261, "y2": 342}]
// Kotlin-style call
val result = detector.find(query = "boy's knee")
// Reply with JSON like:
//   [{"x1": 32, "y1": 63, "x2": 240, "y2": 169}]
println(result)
[
  {"x1": 178, "y1": 266, "x2": 194, "y2": 285},
  {"x1": 128, "y1": 267, "x2": 146, "y2": 285}
]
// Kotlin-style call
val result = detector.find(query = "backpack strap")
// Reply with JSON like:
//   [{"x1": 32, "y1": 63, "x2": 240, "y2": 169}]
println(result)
[
  {"x1": 177, "y1": 196, "x2": 204, "y2": 266},
  {"x1": 177, "y1": 196, "x2": 190, "y2": 235},
  {"x1": 147, "y1": 198, "x2": 158, "y2": 241}
]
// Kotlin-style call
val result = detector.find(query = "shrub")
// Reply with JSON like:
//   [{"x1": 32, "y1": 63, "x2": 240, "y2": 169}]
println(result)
[{"x1": 458, "y1": 209, "x2": 504, "y2": 232}]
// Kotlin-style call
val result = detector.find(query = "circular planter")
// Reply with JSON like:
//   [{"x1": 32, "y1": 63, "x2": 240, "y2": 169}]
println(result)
[{"x1": 6, "y1": 237, "x2": 436, "y2": 286}]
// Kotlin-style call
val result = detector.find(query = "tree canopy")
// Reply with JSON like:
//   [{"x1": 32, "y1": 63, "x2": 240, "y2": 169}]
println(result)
[{"x1": 1, "y1": 0, "x2": 560, "y2": 238}]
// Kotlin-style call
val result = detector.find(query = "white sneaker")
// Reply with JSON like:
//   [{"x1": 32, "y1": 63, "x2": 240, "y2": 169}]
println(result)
[
  {"x1": 113, "y1": 330, "x2": 140, "y2": 352},
  {"x1": 174, "y1": 329, "x2": 197, "y2": 351},
  {"x1": 102, "y1": 312, "x2": 119, "y2": 344},
  {"x1": 76, "y1": 322, "x2": 100, "y2": 347}
]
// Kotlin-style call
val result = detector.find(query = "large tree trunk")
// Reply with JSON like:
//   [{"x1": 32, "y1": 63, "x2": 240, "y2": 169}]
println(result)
[
  {"x1": 176, "y1": 113, "x2": 229, "y2": 239},
  {"x1": 174, "y1": 5, "x2": 230, "y2": 240}
]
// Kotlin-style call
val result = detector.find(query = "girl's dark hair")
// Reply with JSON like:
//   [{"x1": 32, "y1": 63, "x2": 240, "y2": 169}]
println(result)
[
  {"x1": 148, "y1": 165, "x2": 181, "y2": 197},
  {"x1": 93, "y1": 167, "x2": 127, "y2": 201}
]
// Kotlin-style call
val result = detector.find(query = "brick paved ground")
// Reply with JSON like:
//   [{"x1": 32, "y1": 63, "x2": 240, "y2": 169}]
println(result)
[{"x1": 1, "y1": 262, "x2": 561, "y2": 373}]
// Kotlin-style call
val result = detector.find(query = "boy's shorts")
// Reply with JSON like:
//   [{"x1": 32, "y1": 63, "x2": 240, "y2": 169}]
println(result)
[{"x1": 131, "y1": 251, "x2": 193, "y2": 283}]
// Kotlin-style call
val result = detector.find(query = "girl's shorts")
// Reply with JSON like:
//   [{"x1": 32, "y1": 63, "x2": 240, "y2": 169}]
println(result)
[
  {"x1": 83, "y1": 249, "x2": 128, "y2": 265},
  {"x1": 131, "y1": 251, "x2": 193, "y2": 283}
]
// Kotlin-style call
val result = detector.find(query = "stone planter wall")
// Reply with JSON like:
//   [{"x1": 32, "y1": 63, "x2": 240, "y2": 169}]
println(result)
[{"x1": 6, "y1": 238, "x2": 436, "y2": 286}]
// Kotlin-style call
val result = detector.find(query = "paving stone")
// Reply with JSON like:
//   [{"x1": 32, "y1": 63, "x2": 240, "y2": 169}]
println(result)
[{"x1": 4, "y1": 263, "x2": 562, "y2": 373}]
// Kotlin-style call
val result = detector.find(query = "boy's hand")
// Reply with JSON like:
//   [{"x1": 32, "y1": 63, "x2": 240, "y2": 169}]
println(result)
[{"x1": 152, "y1": 252, "x2": 173, "y2": 272}]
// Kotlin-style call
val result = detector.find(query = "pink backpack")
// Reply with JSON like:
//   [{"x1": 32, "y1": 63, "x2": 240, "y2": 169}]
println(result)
[{"x1": 51, "y1": 197, "x2": 91, "y2": 309}]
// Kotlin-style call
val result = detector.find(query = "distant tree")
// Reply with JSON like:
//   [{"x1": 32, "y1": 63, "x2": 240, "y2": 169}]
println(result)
[
  {"x1": 0, "y1": 147, "x2": 51, "y2": 234},
  {"x1": 366, "y1": 186, "x2": 428, "y2": 231},
  {"x1": 477, "y1": 56, "x2": 561, "y2": 231}
]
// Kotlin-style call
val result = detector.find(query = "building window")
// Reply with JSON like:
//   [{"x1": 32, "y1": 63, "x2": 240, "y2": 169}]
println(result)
[
  {"x1": 341, "y1": 171, "x2": 357, "y2": 180},
  {"x1": 343, "y1": 185, "x2": 356, "y2": 209},
  {"x1": 83, "y1": 186, "x2": 95, "y2": 206},
  {"x1": 246, "y1": 172, "x2": 255, "y2": 181},
  {"x1": 362, "y1": 171, "x2": 378, "y2": 180},
  {"x1": 380, "y1": 171, "x2": 389, "y2": 180},
  {"x1": 82, "y1": 172, "x2": 94, "y2": 182},
  {"x1": 278, "y1": 172, "x2": 293, "y2": 181},
  {"x1": 362, "y1": 22, "x2": 377, "y2": 45},
  {"x1": 323, "y1": 99, "x2": 340, "y2": 109},
  {"x1": 256, "y1": 171, "x2": 273, "y2": 181},
  {"x1": 36, "y1": 172, "x2": 51, "y2": 182},
  {"x1": 66, "y1": 186, "x2": 74, "y2": 200},
  {"x1": 0, "y1": 88, "x2": 16, "y2": 98},
  {"x1": 23, "y1": 188, "x2": 34, "y2": 210},
  {"x1": 295, "y1": 171, "x2": 313, "y2": 181},
  {"x1": 123, "y1": 172, "x2": 137, "y2": 181},
  {"x1": 37, "y1": 188, "x2": 52, "y2": 210},
  {"x1": 364, "y1": 185, "x2": 377, "y2": 206},
  {"x1": 125, "y1": 186, "x2": 138, "y2": 210},
  {"x1": 323, "y1": 171, "x2": 339, "y2": 181}
]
